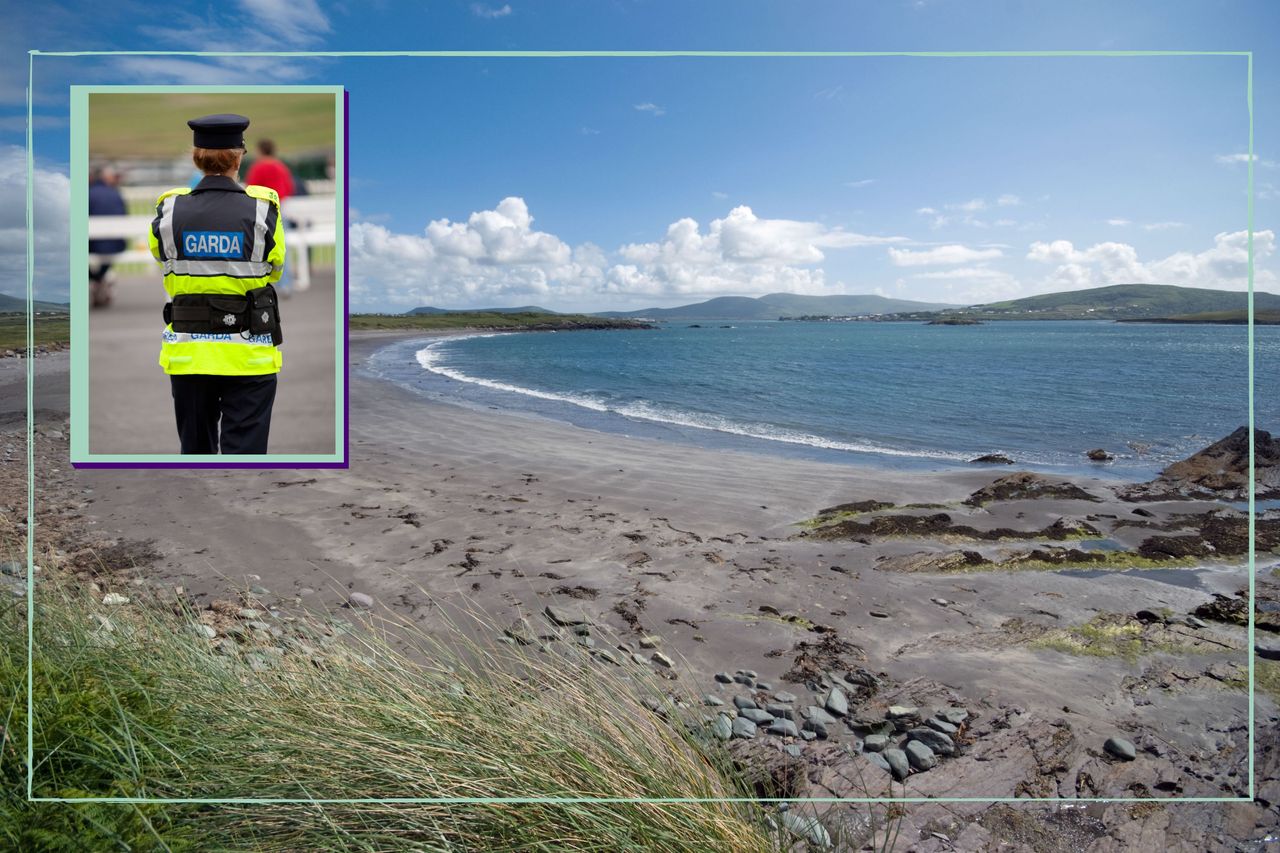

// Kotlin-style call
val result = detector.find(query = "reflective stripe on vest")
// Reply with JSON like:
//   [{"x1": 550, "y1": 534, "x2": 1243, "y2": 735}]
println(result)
[{"x1": 155, "y1": 187, "x2": 283, "y2": 376}]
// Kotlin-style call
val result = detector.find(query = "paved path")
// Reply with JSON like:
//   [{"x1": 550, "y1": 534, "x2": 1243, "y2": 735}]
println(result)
[{"x1": 87, "y1": 270, "x2": 339, "y2": 455}]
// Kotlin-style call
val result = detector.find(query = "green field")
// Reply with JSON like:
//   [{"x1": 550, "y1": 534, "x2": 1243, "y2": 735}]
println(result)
[
  {"x1": 90, "y1": 93, "x2": 336, "y2": 159},
  {"x1": 0, "y1": 316, "x2": 69, "y2": 351}
]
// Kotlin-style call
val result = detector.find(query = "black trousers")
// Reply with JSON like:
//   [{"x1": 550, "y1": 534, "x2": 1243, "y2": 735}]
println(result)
[{"x1": 170, "y1": 374, "x2": 277, "y2": 454}]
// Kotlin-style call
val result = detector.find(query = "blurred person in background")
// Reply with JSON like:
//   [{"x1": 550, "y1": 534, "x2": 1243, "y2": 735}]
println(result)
[
  {"x1": 245, "y1": 139, "x2": 299, "y2": 294},
  {"x1": 88, "y1": 164, "x2": 127, "y2": 308}
]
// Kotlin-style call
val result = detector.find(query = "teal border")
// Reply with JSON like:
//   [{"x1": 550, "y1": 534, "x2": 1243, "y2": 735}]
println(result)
[
  {"x1": 26, "y1": 49, "x2": 1257, "y2": 806},
  {"x1": 66, "y1": 84, "x2": 346, "y2": 466}
]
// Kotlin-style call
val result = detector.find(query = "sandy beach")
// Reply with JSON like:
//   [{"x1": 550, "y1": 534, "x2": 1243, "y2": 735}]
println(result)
[{"x1": 10, "y1": 330, "x2": 1279, "y2": 849}]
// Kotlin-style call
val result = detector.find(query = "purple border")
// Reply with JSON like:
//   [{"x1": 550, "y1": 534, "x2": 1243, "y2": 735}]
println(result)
[{"x1": 74, "y1": 89, "x2": 351, "y2": 471}]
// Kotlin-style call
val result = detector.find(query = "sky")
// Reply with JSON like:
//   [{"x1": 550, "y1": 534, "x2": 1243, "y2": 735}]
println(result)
[{"x1": 5, "y1": 1, "x2": 1280, "y2": 312}]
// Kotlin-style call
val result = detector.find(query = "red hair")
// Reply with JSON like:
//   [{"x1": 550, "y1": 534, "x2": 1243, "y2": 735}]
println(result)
[{"x1": 192, "y1": 147, "x2": 243, "y2": 175}]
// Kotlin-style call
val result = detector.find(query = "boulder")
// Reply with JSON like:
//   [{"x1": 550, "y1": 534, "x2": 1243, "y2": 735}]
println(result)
[
  {"x1": 905, "y1": 740, "x2": 938, "y2": 771},
  {"x1": 1121, "y1": 426, "x2": 1280, "y2": 501},
  {"x1": 883, "y1": 748, "x2": 911, "y2": 780},
  {"x1": 970, "y1": 453, "x2": 1015, "y2": 465},
  {"x1": 1104, "y1": 736, "x2": 1137, "y2": 761},
  {"x1": 1086, "y1": 448, "x2": 1114, "y2": 462}
]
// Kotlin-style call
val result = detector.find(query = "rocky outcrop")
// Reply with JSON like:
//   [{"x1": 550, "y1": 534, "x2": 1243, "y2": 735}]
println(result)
[
  {"x1": 964, "y1": 472, "x2": 1101, "y2": 506},
  {"x1": 1121, "y1": 426, "x2": 1280, "y2": 501}
]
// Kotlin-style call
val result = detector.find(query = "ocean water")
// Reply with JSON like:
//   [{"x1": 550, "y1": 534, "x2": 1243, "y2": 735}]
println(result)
[{"x1": 367, "y1": 320, "x2": 1278, "y2": 478}]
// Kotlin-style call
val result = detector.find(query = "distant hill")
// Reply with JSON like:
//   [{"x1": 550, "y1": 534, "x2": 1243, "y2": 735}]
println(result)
[
  {"x1": 598, "y1": 292, "x2": 954, "y2": 321},
  {"x1": 0, "y1": 293, "x2": 70, "y2": 314},
  {"x1": 964, "y1": 284, "x2": 1280, "y2": 320},
  {"x1": 1118, "y1": 308, "x2": 1280, "y2": 325},
  {"x1": 408, "y1": 305, "x2": 554, "y2": 316}
]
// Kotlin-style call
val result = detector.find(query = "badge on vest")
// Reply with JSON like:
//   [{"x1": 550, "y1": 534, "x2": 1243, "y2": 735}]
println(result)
[{"x1": 183, "y1": 231, "x2": 244, "y2": 258}]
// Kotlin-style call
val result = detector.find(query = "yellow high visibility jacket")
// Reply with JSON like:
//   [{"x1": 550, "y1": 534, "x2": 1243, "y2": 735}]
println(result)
[{"x1": 148, "y1": 175, "x2": 285, "y2": 375}]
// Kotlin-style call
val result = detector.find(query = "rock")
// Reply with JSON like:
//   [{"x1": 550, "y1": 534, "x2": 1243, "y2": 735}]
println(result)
[
  {"x1": 935, "y1": 707, "x2": 969, "y2": 726},
  {"x1": 774, "y1": 691, "x2": 798, "y2": 703},
  {"x1": 650, "y1": 651, "x2": 674, "y2": 668},
  {"x1": 1086, "y1": 448, "x2": 1114, "y2": 462},
  {"x1": 737, "y1": 669, "x2": 759, "y2": 678},
  {"x1": 971, "y1": 453, "x2": 1015, "y2": 465},
  {"x1": 544, "y1": 605, "x2": 587, "y2": 626},
  {"x1": 931, "y1": 597, "x2": 950, "y2": 606},
  {"x1": 883, "y1": 748, "x2": 911, "y2": 780},
  {"x1": 868, "y1": 610, "x2": 891, "y2": 619},
  {"x1": 504, "y1": 618, "x2": 537, "y2": 645},
  {"x1": 1121, "y1": 427, "x2": 1280, "y2": 501},
  {"x1": 907, "y1": 727, "x2": 956, "y2": 756},
  {"x1": 238, "y1": 608, "x2": 262, "y2": 619},
  {"x1": 800, "y1": 730, "x2": 817, "y2": 742},
  {"x1": 1104, "y1": 736, "x2": 1137, "y2": 761},
  {"x1": 925, "y1": 717, "x2": 958, "y2": 735},
  {"x1": 802, "y1": 718, "x2": 829, "y2": 739},
  {"x1": 766, "y1": 703, "x2": 796, "y2": 720},
  {"x1": 638, "y1": 635, "x2": 660, "y2": 649},
  {"x1": 741, "y1": 708, "x2": 775, "y2": 725},
  {"x1": 714, "y1": 671, "x2": 733, "y2": 683},
  {"x1": 804, "y1": 706, "x2": 838, "y2": 727},
  {"x1": 886, "y1": 705, "x2": 919, "y2": 720},
  {"x1": 783, "y1": 744, "x2": 804, "y2": 758},
  {"x1": 733, "y1": 695, "x2": 758, "y2": 710},
  {"x1": 780, "y1": 811, "x2": 831, "y2": 848},
  {"x1": 865, "y1": 751, "x2": 891, "y2": 773},
  {"x1": 964, "y1": 472, "x2": 1100, "y2": 506},
  {"x1": 711, "y1": 715, "x2": 733, "y2": 741},
  {"x1": 756, "y1": 681, "x2": 773, "y2": 691},
  {"x1": 703, "y1": 694, "x2": 725, "y2": 707},
  {"x1": 189, "y1": 623, "x2": 216, "y2": 639},
  {"x1": 824, "y1": 686, "x2": 849, "y2": 717},
  {"x1": 905, "y1": 740, "x2": 938, "y2": 771},
  {"x1": 1186, "y1": 616, "x2": 1208, "y2": 629},
  {"x1": 101, "y1": 593, "x2": 129, "y2": 605},
  {"x1": 863, "y1": 733, "x2": 889, "y2": 752},
  {"x1": 733, "y1": 673, "x2": 755, "y2": 687},
  {"x1": 768, "y1": 718, "x2": 800, "y2": 738},
  {"x1": 732, "y1": 717, "x2": 758, "y2": 739},
  {"x1": 349, "y1": 592, "x2": 374, "y2": 609}
]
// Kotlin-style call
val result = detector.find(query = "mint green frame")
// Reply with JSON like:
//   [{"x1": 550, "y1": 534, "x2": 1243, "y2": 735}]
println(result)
[{"x1": 26, "y1": 50, "x2": 1258, "y2": 806}]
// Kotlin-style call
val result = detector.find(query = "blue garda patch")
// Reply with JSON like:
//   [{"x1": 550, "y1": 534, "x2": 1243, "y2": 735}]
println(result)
[{"x1": 183, "y1": 231, "x2": 244, "y2": 258}]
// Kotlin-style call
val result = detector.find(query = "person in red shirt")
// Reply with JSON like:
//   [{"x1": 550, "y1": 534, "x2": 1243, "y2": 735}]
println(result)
[
  {"x1": 244, "y1": 139, "x2": 297, "y2": 292},
  {"x1": 244, "y1": 138, "x2": 295, "y2": 201}
]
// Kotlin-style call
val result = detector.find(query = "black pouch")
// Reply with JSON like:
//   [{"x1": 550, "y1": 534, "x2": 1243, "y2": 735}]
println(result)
[{"x1": 245, "y1": 284, "x2": 283, "y2": 346}]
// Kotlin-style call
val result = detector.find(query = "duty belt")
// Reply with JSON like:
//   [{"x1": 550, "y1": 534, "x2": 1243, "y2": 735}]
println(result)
[{"x1": 163, "y1": 284, "x2": 283, "y2": 346}]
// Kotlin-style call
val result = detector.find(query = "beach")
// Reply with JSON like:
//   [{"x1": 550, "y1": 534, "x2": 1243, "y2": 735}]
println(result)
[{"x1": 10, "y1": 330, "x2": 1279, "y2": 848}]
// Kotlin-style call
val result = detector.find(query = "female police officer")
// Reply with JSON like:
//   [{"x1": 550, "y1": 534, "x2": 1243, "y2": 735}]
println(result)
[{"x1": 148, "y1": 114, "x2": 285, "y2": 454}]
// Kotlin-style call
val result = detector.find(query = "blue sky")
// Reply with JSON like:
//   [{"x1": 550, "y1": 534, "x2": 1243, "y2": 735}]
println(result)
[{"x1": 6, "y1": 1, "x2": 1280, "y2": 311}]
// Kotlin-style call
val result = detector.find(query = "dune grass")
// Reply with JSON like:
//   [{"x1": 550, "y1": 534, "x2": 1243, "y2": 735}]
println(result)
[{"x1": 2, "y1": 575, "x2": 789, "y2": 851}]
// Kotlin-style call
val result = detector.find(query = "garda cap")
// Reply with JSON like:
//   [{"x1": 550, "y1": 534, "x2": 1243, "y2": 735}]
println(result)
[{"x1": 187, "y1": 114, "x2": 250, "y2": 149}]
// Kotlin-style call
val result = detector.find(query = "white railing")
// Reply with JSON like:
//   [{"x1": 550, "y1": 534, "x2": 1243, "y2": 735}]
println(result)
[{"x1": 90, "y1": 194, "x2": 338, "y2": 291}]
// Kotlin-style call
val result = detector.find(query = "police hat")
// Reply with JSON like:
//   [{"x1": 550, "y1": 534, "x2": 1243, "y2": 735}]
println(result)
[{"x1": 187, "y1": 114, "x2": 250, "y2": 149}]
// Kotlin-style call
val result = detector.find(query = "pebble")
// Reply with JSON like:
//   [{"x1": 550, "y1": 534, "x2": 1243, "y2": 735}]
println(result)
[
  {"x1": 238, "y1": 608, "x2": 262, "y2": 620},
  {"x1": 737, "y1": 669, "x2": 758, "y2": 678},
  {"x1": 349, "y1": 592, "x2": 374, "y2": 609},
  {"x1": 1105, "y1": 736, "x2": 1137, "y2": 761},
  {"x1": 865, "y1": 751, "x2": 891, "y2": 773},
  {"x1": 732, "y1": 717, "x2": 758, "y2": 739},
  {"x1": 769, "y1": 718, "x2": 800, "y2": 738},
  {"x1": 1186, "y1": 616, "x2": 1208, "y2": 629},
  {"x1": 800, "y1": 730, "x2": 817, "y2": 742},
  {"x1": 102, "y1": 593, "x2": 129, "y2": 606},
  {"x1": 755, "y1": 681, "x2": 772, "y2": 691},
  {"x1": 936, "y1": 707, "x2": 969, "y2": 725},
  {"x1": 780, "y1": 811, "x2": 831, "y2": 848},
  {"x1": 639, "y1": 635, "x2": 660, "y2": 648},
  {"x1": 931, "y1": 598, "x2": 949, "y2": 606},
  {"x1": 774, "y1": 691, "x2": 798, "y2": 703},
  {"x1": 703, "y1": 694, "x2": 725, "y2": 707},
  {"x1": 824, "y1": 686, "x2": 849, "y2": 717},
  {"x1": 887, "y1": 705, "x2": 919, "y2": 720},
  {"x1": 802, "y1": 718, "x2": 829, "y2": 739},
  {"x1": 864, "y1": 733, "x2": 889, "y2": 752},
  {"x1": 189, "y1": 623, "x2": 216, "y2": 639},
  {"x1": 883, "y1": 748, "x2": 911, "y2": 780},
  {"x1": 905, "y1": 740, "x2": 937, "y2": 771},
  {"x1": 544, "y1": 605, "x2": 586, "y2": 626},
  {"x1": 733, "y1": 695, "x2": 758, "y2": 710},
  {"x1": 804, "y1": 706, "x2": 838, "y2": 727},
  {"x1": 711, "y1": 715, "x2": 733, "y2": 741},
  {"x1": 631, "y1": 653, "x2": 649, "y2": 666},
  {"x1": 925, "y1": 717, "x2": 958, "y2": 735},
  {"x1": 741, "y1": 708, "x2": 775, "y2": 725},
  {"x1": 783, "y1": 744, "x2": 804, "y2": 758},
  {"x1": 714, "y1": 672, "x2": 733, "y2": 683},
  {"x1": 906, "y1": 727, "x2": 956, "y2": 756},
  {"x1": 766, "y1": 703, "x2": 795, "y2": 720},
  {"x1": 733, "y1": 674, "x2": 756, "y2": 687}
]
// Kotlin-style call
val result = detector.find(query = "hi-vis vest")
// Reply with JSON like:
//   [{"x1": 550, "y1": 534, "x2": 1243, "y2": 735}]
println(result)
[{"x1": 148, "y1": 177, "x2": 285, "y2": 376}]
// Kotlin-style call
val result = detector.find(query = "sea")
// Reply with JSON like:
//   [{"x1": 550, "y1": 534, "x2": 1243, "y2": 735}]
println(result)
[{"x1": 366, "y1": 320, "x2": 1279, "y2": 480}]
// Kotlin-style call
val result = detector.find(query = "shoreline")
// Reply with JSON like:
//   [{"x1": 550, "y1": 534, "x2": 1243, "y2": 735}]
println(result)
[{"x1": 9, "y1": 327, "x2": 1278, "y2": 844}]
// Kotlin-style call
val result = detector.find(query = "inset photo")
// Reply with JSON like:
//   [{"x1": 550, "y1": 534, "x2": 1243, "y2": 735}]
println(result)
[{"x1": 70, "y1": 86, "x2": 346, "y2": 466}]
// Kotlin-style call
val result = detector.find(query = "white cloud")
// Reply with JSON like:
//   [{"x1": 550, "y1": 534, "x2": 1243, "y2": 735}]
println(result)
[
  {"x1": 580, "y1": 126, "x2": 600, "y2": 135},
  {"x1": 634, "y1": 103, "x2": 666, "y2": 117},
  {"x1": 916, "y1": 196, "x2": 1021, "y2": 229},
  {"x1": 471, "y1": 3, "x2": 512, "y2": 17},
  {"x1": 814, "y1": 85, "x2": 844, "y2": 101},
  {"x1": 237, "y1": 0, "x2": 330, "y2": 46},
  {"x1": 0, "y1": 146, "x2": 69, "y2": 302},
  {"x1": 1142, "y1": 221, "x2": 1187, "y2": 231},
  {"x1": 996, "y1": 194, "x2": 1021, "y2": 207},
  {"x1": 711, "y1": 191, "x2": 729, "y2": 199},
  {"x1": 1026, "y1": 230, "x2": 1277, "y2": 291},
  {"x1": 888, "y1": 244, "x2": 1003, "y2": 266},
  {"x1": 956, "y1": 198, "x2": 986, "y2": 213},
  {"x1": 1216, "y1": 152, "x2": 1278, "y2": 168},
  {"x1": 844, "y1": 178, "x2": 876, "y2": 188},
  {"x1": 1106, "y1": 218, "x2": 1131, "y2": 226}
]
